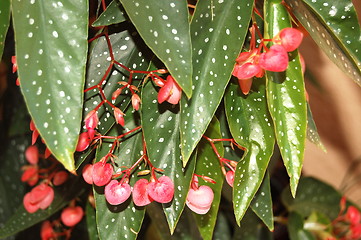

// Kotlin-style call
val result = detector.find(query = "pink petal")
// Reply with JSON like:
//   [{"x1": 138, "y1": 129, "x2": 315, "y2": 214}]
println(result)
[
  {"x1": 259, "y1": 45, "x2": 289, "y2": 72},
  {"x1": 147, "y1": 176, "x2": 174, "y2": 203},
  {"x1": 186, "y1": 185, "x2": 214, "y2": 214},
  {"x1": 92, "y1": 162, "x2": 113, "y2": 186},
  {"x1": 132, "y1": 179, "x2": 153, "y2": 206},
  {"x1": 279, "y1": 28, "x2": 303, "y2": 52},
  {"x1": 61, "y1": 206, "x2": 84, "y2": 227},
  {"x1": 104, "y1": 180, "x2": 132, "y2": 205},
  {"x1": 233, "y1": 63, "x2": 262, "y2": 80},
  {"x1": 238, "y1": 78, "x2": 253, "y2": 95}
]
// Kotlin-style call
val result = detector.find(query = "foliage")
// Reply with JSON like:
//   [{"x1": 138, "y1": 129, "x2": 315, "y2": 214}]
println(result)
[{"x1": 0, "y1": 0, "x2": 360, "y2": 239}]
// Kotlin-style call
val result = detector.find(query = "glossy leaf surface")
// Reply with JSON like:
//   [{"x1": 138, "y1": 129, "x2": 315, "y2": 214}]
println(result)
[
  {"x1": 250, "y1": 173, "x2": 274, "y2": 231},
  {"x1": 92, "y1": 0, "x2": 127, "y2": 27},
  {"x1": 12, "y1": 0, "x2": 88, "y2": 172},
  {"x1": 141, "y1": 81, "x2": 195, "y2": 233},
  {"x1": 180, "y1": 0, "x2": 253, "y2": 165},
  {"x1": 119, "y1": 0, "x2": 192, "y2": 97},
  {"x1": 94, "y1": 113, "x2": 144, "y2": 240},
  {"x1": 225, "y1": 81, "x2": 275, "y2": 224},
  {"x1": 264, "y1": 0, "x2": 307, "y2": 197},
  {"x1": 285, "y1": 0, "x2": 361, "y2": 85},
  {"x1": 193, "y1": 118, "x2": 224, "y2": 240}
]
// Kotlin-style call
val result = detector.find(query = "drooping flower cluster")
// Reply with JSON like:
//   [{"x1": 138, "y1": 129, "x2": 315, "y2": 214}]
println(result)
[{"x1": 232, "y1": 27, "x2": 304, "y2": 95}]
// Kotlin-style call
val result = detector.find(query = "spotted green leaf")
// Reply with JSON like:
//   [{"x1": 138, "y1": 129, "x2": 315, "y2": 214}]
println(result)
[
  {"x1": 225, "y1": 80, "x2": 275, "y2": 224},
  {"x1": 12, "y1": 0, "x2": 88, "y2": 172},
  {"x1": 264, "y1": 0, "x2": 307, "y2": 197},
  {"x1": 250, "y1": 172, "x2": 274, "y2": 231},
  {"x1": 285, "y1": 0, "x2": 361, "y2": 86},
  {"x1": 92, "y1": 0, "x2": 127, "y2": 27},
  {"x1": 281, "y1": 177, "x2": 342, "y2": 220},
  {"x1": 94, "y1": 113, "x2": 144, "y2": 240},
  {"x1": 0, "y1": 178, "x2": 86, "y2": 238},
  {"x1": 180, "y1": 0, "x2": 253, "y2": 166},
  {"x1": 83, "y1": 26, "x2": 150, "y2": 136},
  {"x1": 119, "y1": 0, "x2": 192, "y2": 97},
  {"x1": 141, "y1": 81, "x2": 196, "y2": 233},
  {"x1": 193, "y1": 117, "x2": 224, "y2": 240},
  {"x1": 307, "y1": 104, "x2": 325, "y2": 151},
  {"x1": 0, "y1": 0, "x2": 10, "y2": 59}
]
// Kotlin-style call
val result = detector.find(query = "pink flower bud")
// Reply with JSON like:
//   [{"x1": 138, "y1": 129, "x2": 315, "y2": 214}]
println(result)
[
  {"x1": 131, "y1": 94, "x2": 141, "y2": 111},
  {"x1": 347, "y1": 206, "x2": 361, "y2": 225},
  {"x1": 114, "y1": 107, "x2": 125, "y2": 126},
  {"x1": 41, "y1": 221, "x2": 55, "y2": 240},
  {"x1": 157, "y1": 75, "x2": 182, "y2": 105},
  {"x1": 84, "y1": 110, "x2": 98, "y2": 130},
  {"x1": 186, "y1": 185, "x2": 214, "y2": 214},
  {"x1": 104, "y1": 180, "x2": 132, "y2": 205},
  {"x1": 25, "y1": 145, "x2": 39, "y2": 165},
  {"x1": 226, "y1": 171, "x2": 235, "y2": 187},
  {"x1": 132, "y1": 179, "x2": 153, "y2": 206},
  {"x1": 92, "y1": 161, "x2": 113, "y2": 186},
  {"x1": 21, "y1": 166, "x2": 39, "y2": 186},
  {"x1": 61, "y1": 206, "x2": 84, "y2": 227},
  {"x1": 112, "y1": 88, "x2": 122, "y2": 100},
  {"x1": 76, "y1": 132, "x2": 91, "y2": 152},
  {"x1": 52, "y1": 171, "x2": 68, "y2": 186},
  {"x1": 82, "y1": 164, "x2": 94, "y2": 184},
  {"x1": 259, "y1": 45, "x2": 289, "y2": 72},
  {"x1": 12, "y1": 56, "x2": 17, "y2": 73},
  {"x1": 147, "y1": 176, "x2": 174, "y2": 203},
  {"x1": 44, "y1": 147, "x2": 52, "y2": 159}
]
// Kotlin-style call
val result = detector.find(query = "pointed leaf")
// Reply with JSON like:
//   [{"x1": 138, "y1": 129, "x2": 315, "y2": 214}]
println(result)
[
  {"x1": 0, "y1": 0, "x2": 10, "y2": 59},
  {"x1": 12, "y1": 0, "x2": 88, "y2": 172},
  {"x1": 180, "y1": 0, "x2": 253, "y2": 165},
  {"x1": 94, "y1": 111, "x2": 144, "y2": 240},
  {"x1": 285, "y1": 0, "x2": 361, "y2": 85},
  {"x1": 193, "y1": 118, "x2": 224, "y2": 240},
  {"x1": 225, "y1": 80, "x2": 275, "y2": 224},
  {"x1": 92, "y1": 0, "x2": 127, "y2": 27},
  {"x1": 264, "y1": 0, "x2": 307, "y2": 197},
  {"x1": 119, "y1": 0, "x2": 192, "y2": 97},
  {"x1": 250, "y1": 172, "x2": 274, "y2": 231},
  {"x1": 141, "y1": 80, "x2": 195, "y2": 233},
  {"x1": 306, "y1": 103, "x2": 325, "y2": 151}
]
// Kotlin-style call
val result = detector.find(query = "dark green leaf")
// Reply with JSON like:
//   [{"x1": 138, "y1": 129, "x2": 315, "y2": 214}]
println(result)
[
  {"x1": 180, "y1": 0, "x2": 253, "y2": 165},
  {"x1": 285, "y1": 0, "x2": 361, "y2": 86},
  {"x1": 86, "y1": 201, "x2": 99, "y2": 240},
  {"x1": 94, "y1": 111, "x2": 144, "y2": 240},
  {"x1": 225, "y1": 80, "x2": 275, "y2": 224},
  {"x1": 233, "y1": 209, "x2": 273, "y2": 240},
  {"x1": 281, "y1": 177, "x2": 342, "y2": 220},
  {"x1": 84, "y1": 26, "x2": 150, "y2": 136},
  {"x1": 141, "y1": 81, "x2": 195, "y2": 233},
  {"x1": 92, "y1": 0, "x2": 127, "y2": 27},
  {"x1": 0, "y1": 178, "x2": 86, "y2": 238},
  {"x1": 288, "y1": 212, "x2": 316, "y2": 240},
  {"x1": 264, "y1": 0, "x2": 307, "y2": 197},
  {"x1": 251, "y1": 172, "x2": 274, "y2": 231},
  {"x1": 12, "y1": 0, "x2": 88, "y2": 172},
  {"x1": 193, "y1": 118, "x2": 224, "y2": 240},
  {"x1": 147, "y1": 204, "x2": 203, "y2": 240},
  {"x1": 0, "y1": 0, "x2": 10, "y2": 59},
  {"x1": 306, "y1": 103, "x2": 325, "y2": 151},
  {"x1": 213, "y1": 212, "x2": 232, "y2": 240},
  {"x1": 119, "y1": 0, "x2": 193, "y2": 97}
]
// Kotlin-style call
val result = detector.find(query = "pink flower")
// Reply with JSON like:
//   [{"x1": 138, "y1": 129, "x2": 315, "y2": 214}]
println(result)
[
  {"x1": 273, "y1": 28, "x2": 304, "y2": 52},
  {"x1": 23, "y1": 183, "x2": 54, "y2": 213},
  {"x1": 132, "y1": 179, "x2": 153, "y2": 206},
  {"x1": 157, "y1": 75, "x2": 182, "y2": 105},
  {"x1": 114, "y1": 107, "x2": 125, "y2": 126},
  {"x1": 147, "y1": 176, "x2": 174, "y2": 203},
  {"x1": 259, "y1": 45, "x2": 289, "y2": 72},
  {"x1": 61, "y1": 206, "x2": 84, "y2": 227},
  {"x1": 84, "y1": 110, "x2": 98, "y2": 130},
  {"x1": 104, "y1": 180, "x2": 131, "y2": 205}
]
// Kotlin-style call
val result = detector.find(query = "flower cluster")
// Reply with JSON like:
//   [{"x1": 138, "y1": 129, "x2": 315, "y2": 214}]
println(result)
[{"x1": 232, "y1": 27, "x2": 304, "y2": 95}]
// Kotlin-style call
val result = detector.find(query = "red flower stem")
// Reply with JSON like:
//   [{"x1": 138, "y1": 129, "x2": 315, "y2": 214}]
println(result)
[
  {"x1": 101, "y1": 0, "x2": 106, "y2": 11},
  {"x1": 88, "y1": 32, "x2": 105, "y2": 43},
  {"x1": 116, "y1": 126, "x2": 142, "y2": 140},
  {"x1": 84, "y1": 63, "x2": 114, "y2": 93},
  {"x1": 114, "y1": 60, "x2": 132, "y2": 72},
  {"x1": 104, "y1": 31, "x2": 115, "y2": 61}
]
